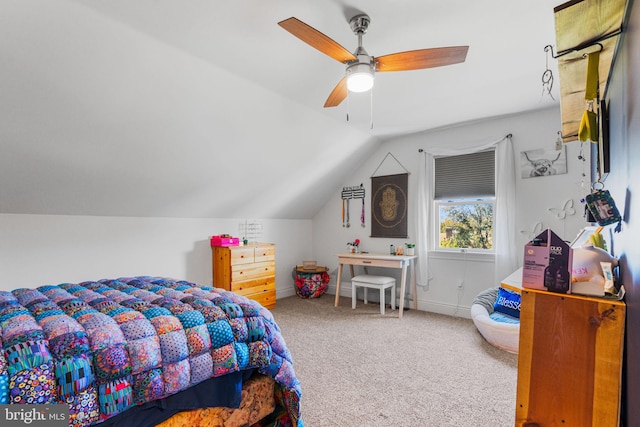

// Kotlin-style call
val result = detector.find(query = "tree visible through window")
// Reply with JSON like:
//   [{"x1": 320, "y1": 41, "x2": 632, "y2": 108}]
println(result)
[
  {"x1": 438, "y1": 201, "x2": 493, "y2": 250},
  {"x1": 434, "y1": 149, "x2": 495, "y2": 252}
]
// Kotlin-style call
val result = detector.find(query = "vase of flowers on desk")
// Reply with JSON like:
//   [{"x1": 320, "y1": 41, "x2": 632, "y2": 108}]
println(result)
[{"x1": 347, "y1": 239, "x2": 360, "y2": 253}]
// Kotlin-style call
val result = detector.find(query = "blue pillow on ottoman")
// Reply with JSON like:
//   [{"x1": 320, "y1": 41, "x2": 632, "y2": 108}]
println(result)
[{"x1": 493, "y1": 287, "x2": 521, "y2": 319}]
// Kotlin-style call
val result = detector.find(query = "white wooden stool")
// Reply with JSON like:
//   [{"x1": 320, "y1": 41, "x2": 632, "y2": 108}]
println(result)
[{"x1": 351, "y1": 275, "x2": 396, "y2": 315}]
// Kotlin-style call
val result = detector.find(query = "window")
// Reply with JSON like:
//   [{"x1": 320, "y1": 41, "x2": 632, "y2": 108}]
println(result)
[{"x1": 434, "y1": 150, "x2": 495, "y2": 251}]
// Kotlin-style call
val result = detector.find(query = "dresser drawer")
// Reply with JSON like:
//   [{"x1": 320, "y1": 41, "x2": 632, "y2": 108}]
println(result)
[
  {"x1": 254, "y1": 245, "x2": 275, "y2": 263},
  {"x1": 230, "y1": 276, "x2": 275, "y2": 295},
  {"x1": 230, "y1": 246, "x2": 256, "y2": 265},
  {"x1": 250, "y1": 289, "x2": 276, "y2": 309},
  {"x1": 231, "y1": 261, "x2": 275, "y2": 282}
]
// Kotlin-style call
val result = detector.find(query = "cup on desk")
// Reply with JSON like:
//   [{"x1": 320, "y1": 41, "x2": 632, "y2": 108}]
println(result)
[{"x1": 396, "y1": 246, "x2": 404, "y2": 256}]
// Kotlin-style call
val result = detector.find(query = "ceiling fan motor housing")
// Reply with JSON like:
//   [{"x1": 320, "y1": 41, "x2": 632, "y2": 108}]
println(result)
[
  {"x1": 346, "y1": 14, "x2": 375, "y2": 92},
  {"x1": 349, "y1": 14, "x2": 371, "y2": 35}
]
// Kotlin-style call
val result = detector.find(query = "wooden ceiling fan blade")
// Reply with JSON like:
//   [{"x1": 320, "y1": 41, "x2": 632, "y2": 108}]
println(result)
[
  {"x1": 324, "y1": 77, "x2": 348, "y2": 107},
  {"x1": 278, "y1": 17, "x2": 357, "y2": 63},
  {"x1": 375, "y1": 46, "x2": 469, "y2": 72}
]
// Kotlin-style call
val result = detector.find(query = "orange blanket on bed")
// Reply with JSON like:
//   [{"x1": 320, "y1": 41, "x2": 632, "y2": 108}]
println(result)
[{"x1": 157, "y1": 374, "x2": 275, "y2": 427}]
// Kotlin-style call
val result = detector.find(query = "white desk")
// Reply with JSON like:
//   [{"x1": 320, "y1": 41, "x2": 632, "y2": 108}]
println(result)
[{"x1": 335, "y1": 253, "x2": 417, "y2": 318}]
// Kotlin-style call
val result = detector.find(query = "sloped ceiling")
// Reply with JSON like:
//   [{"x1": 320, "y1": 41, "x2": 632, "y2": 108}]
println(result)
[{"x1": 0, "y1": 0, "x2": 562, "y2": 219}]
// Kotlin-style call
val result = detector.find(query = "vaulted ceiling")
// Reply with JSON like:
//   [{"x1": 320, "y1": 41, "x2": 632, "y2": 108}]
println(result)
[{"x1": 0, "y1": 0, "x2": 561, "y2": 219}]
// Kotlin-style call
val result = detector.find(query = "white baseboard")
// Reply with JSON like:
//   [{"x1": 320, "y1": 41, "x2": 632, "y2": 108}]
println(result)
[
  {"x1": 276, "y1": 287, "x2": 297, "y2": 299},
  {"x1": 417, "y1": 301, "x2": 471, "y2": 319},
  {"x1": 324, "y1": 284, "x2": 472, "y2": 319}
]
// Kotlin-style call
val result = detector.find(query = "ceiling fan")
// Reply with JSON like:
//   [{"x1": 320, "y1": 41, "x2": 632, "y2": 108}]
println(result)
[{"x1": 278, "y1": 14, "x2": 469, "y2": 108}]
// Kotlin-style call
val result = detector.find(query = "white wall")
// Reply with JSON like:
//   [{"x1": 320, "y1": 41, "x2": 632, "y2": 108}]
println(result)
[
  {"x1": 0, "y1": 107, "x2": 589, "y2": 318},
  {"x1": 312, "y1": 106, "x2": 590, "y2": 318},
  {"x1": 0, "y1": 214, "x2": 311, "y2": 297}
]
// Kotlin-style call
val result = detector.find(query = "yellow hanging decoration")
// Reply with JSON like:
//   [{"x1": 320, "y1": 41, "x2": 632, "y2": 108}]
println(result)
[
  {"x1": 578, "y1": 108, "x2": 598, "y2": 142},
  {"x1": 584, "y1": 51, "x2": 600, "y2": 100},
  {"x1": 578, "y1": 51, "x2": 600, "y2": 143}
]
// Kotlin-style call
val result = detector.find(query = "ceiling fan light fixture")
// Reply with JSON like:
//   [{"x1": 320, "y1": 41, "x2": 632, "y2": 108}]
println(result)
[
  {"x1": 346, "y1": 62, "x2": 374, "y2": 92},
  {"x1": 347, "y1": 73, "x2": 374, "y2": 92}
]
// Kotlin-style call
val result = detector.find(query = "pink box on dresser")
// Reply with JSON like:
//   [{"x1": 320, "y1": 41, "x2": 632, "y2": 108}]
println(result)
[{"x1": 210, "y1": 236, "x2": 240, "y2": 247}]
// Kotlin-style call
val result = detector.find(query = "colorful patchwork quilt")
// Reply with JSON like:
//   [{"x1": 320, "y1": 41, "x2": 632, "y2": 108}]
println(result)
[{"x1": 0, "y1": 276, "x2": 302, "y2": 427}]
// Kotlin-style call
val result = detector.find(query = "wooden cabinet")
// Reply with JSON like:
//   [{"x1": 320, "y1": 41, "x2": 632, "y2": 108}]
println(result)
[
  {"x1": 515, "y1": 288, "x2": 625, "y2": 427},
  {"x1": 212, "y1": 243, "x2": 276, "y2": 309}
]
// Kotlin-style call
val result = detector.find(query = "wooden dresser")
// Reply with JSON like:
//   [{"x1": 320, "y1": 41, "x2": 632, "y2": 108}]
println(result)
[
  {"x1": 515, "y1": 288, "x2": 625, "y2": 426},
  {"x1": 212, "y1": 243, "x2": 276, "y2": 309}
]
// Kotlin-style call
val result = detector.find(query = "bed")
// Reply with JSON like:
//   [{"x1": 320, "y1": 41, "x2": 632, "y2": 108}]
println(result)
[{"x1": 0, "y1": 276, "x2": 302, "y2": 427}]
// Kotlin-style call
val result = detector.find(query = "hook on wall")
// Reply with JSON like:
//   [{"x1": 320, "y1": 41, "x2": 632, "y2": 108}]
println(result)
[
  {"x1": 544, "y1": 36, "x2": 610, "y2": 60},
  {"x1": 582, "y1": 43, "x2": 604, "y2": 58},
  {"x1": 341, "y1": 183, "x2": 365, "y2": 200}
]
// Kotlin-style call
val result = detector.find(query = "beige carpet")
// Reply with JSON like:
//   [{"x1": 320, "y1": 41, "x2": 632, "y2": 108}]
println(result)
[{"x1": 270, "y1": 295, "x2": 518, "y2": 427}]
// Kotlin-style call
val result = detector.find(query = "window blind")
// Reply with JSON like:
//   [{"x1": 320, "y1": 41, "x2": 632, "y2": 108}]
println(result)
[{"x1": 434, "y1": 150, "x2": 495, "y2": 199}]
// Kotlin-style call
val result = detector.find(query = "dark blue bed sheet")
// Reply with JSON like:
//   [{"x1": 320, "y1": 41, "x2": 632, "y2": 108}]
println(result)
[{"x1": 100, "y1": 370, "x2": 244, "y2": 427}]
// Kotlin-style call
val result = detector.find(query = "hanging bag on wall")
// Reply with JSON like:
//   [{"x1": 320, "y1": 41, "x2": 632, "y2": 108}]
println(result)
[{"x1": 584, "y1": 182, "x2": 622, "y2": 231}]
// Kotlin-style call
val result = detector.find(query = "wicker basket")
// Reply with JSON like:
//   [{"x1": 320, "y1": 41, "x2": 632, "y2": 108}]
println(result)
[{"x1": 293, "y1": 265, "x2": 330, "y2": 299}]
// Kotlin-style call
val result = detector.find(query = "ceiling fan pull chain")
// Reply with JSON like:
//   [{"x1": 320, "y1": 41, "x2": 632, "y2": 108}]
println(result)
[
  {"x1": 370, "y1": 87, "x2": 374, "y2": 129},
  {"x1": 346, "y1": 92, "x2": 351, "y2": 122}
]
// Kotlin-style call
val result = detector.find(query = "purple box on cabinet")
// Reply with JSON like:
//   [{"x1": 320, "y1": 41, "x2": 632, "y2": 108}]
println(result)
[{"x1": 522, "y1": 229, "x2": 572, "y2": 294}]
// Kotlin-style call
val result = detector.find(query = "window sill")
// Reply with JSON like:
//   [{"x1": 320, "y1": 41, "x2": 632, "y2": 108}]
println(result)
[{"x1": 428, "y1": 250, "x2": 495, "y2": 263}]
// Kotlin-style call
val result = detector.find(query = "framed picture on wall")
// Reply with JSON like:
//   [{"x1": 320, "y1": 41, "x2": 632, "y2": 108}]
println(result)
[
  {"x1": 370, "y1": 173, "x2": 408, "y2": 238},
  {"x1": 520, "y1": 146, "x2": 568, "y2": 178}
]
